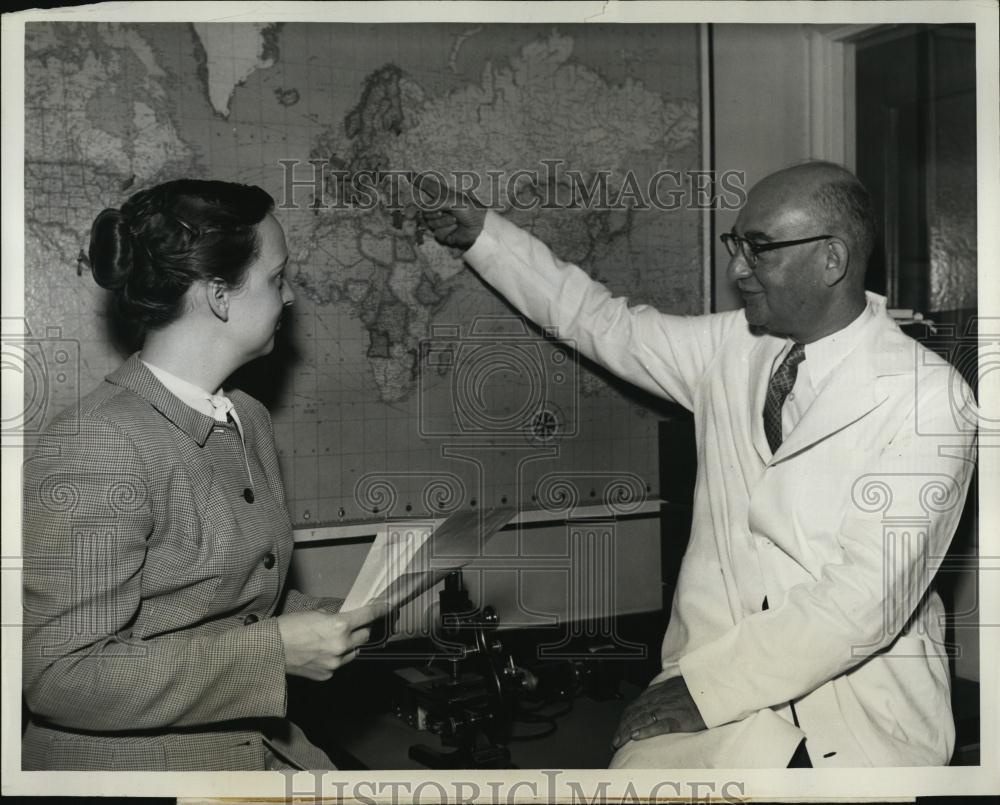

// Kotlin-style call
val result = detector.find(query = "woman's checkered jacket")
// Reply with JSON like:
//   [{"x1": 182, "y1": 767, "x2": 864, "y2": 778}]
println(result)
[{"x1": 22, "y1": 354, "x2": 342, "y2": 770}]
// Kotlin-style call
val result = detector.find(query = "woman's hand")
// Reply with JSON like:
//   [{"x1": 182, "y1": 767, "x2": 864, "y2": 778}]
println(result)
[{"x1": 276, "y1": 602, "x2": 390, "y2": 681}]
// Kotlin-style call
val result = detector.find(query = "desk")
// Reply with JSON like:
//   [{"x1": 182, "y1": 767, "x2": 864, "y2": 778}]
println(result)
[
  {"x1": 330, "y1": 683, "x2": 641, "y2": 770},
  {"x1": 288, "y1": 618, "x2": 664, "y2": 770}
]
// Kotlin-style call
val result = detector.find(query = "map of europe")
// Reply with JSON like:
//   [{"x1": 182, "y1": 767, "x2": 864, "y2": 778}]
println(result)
[{"x1": 23, "y1": 21, "x2": 703, "y2": 525}]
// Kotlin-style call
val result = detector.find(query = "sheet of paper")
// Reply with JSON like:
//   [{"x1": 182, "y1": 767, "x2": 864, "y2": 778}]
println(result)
[
  {"x1": 341, "y1": 506, "x2": 514, "y2": 612},
  {"x1": 340, "y1": 521, "x2": 432, "y2": 612}
]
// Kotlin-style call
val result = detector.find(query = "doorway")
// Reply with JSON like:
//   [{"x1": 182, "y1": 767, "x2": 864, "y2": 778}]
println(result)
[{"x1": 854, "y1": 24, "x2": 977, "y2": 320}]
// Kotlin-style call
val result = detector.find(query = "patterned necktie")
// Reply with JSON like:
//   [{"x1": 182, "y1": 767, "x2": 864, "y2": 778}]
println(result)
[{"x1": 763, "y1": 342, "x2": 806, "y2": 454}]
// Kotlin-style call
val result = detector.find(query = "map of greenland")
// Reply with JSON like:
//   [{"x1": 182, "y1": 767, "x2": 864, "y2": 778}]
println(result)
[{"x1": 193, "y1": 22, "x2": 280, "y2": 118}]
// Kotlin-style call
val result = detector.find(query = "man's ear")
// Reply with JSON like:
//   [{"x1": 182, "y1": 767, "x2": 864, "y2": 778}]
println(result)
[
  {"x1": 205, "y1": 277, "x2": 230, "y2": 322},
  {"x1": 822, "y1": 238, "x2": 850, "y2": 287}
]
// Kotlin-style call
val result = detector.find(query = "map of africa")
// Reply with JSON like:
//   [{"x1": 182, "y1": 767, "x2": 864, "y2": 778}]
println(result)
[{"x1": 23, "y1": 22, "x2": 703, "y2": 525}]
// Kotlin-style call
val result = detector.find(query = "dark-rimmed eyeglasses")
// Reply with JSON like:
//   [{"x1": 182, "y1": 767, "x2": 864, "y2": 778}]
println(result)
[{"x1": 720, "y1": 232, "x2": 833, "y2": 268}]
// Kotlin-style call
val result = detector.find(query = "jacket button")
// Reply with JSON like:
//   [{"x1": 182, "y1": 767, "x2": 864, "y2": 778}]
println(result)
[
  {"x1": 243, "y1": 613, "x2": 259, "y2": 625},
  {"x1": 243, "y1": 488, "x2": 254, "y2": 503},
  {"x1": 263, "y1": 552, "x2": 276, "y2": 569}
]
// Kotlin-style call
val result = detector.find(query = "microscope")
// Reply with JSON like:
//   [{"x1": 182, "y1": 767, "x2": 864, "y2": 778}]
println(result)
[
  {"x1": 390, "y1": 570, "x2": 625, "y2": 768},
  {"x1": 392, "y1": 571, "x2": 525, "y2": 768}
]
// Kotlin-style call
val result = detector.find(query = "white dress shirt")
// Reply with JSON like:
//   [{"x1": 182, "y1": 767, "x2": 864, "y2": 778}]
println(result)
[{"x1": 770, "y1": 302, "x2": 875, "y2": 441}]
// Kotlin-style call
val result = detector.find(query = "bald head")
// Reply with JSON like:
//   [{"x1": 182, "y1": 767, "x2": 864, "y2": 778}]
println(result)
[
  {"x1": 753, "y1": 161, "x2": 876, "y2": 281},
  {"x1": 729, "y1": 161, "x2": 873, "y2": 342}
]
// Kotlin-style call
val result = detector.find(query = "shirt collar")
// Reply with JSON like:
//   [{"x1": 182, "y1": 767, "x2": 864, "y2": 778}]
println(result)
[
  {"x1": 799, "y1": 299, "x2": 876, "y2": 390},
  {"x1": 140, "y1": 358, "x2": 223, "y2": 420}
]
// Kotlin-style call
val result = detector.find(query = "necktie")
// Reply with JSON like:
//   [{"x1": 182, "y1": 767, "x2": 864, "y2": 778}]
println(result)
[
  {"x1": 763, "y1": 342, "x2": 806, "y2": 454},
  {"x1": 207, "y1": 394, "x2": 255, "y2": 501}
]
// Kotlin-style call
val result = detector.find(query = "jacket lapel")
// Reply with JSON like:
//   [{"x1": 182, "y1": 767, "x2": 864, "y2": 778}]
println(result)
[
  {"x1": 771, "y1": 312, "x2": 909, "y2": 463},
  {"x1": 101, "y1": 354, "x2": 229, "y2": 548},
  {"x1": 105, "y1": 353, "x2": 215, "y2": 446}
]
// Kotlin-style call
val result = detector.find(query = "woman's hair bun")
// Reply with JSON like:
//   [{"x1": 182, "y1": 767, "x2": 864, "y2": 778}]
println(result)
[
  {"x1": 86, "y1": 179, "x2": 274, "y2": 342},
  {"x1": 88, "y1": 208, "x2": 134, "y2": 290}
]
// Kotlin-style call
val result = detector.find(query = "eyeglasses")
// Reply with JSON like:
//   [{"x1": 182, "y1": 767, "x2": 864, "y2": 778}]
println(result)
[{"x1": 720, "y1": 232, "x2": 833, "y2": 268}]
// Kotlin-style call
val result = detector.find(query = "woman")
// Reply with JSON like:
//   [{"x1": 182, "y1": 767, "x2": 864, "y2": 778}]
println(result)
[{"x1": 21, "y1": 179, "x2": 385, "y2": 771}]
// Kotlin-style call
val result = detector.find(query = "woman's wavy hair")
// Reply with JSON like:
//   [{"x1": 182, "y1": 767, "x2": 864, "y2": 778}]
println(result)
[{"x1": 88, "y1": 179, "x2": 274, "y2": 341}]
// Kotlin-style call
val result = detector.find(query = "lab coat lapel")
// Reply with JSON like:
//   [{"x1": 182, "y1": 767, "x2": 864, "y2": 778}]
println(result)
[{"x1": 770, "y1": 315, "x2": 902, "y2": 463}]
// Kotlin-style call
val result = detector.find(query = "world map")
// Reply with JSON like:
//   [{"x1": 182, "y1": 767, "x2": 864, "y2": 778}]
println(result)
[{"x1": 23, "y1": 21, "x2": 703, "y2": 525}]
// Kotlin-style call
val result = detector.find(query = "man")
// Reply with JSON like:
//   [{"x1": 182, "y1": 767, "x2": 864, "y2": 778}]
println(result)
[{"x1": 419, "y1": 161, "x2": 977, "y2": 768}]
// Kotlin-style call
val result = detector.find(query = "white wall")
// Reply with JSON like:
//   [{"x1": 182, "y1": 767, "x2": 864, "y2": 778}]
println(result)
[{"x1": 712, "y1": 23, "x2": 815, "y2": 312}]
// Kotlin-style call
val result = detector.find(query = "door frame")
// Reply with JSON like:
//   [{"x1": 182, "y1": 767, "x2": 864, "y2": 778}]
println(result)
[{"x1": 805, "y1": 24, "x2": 887, "y2": 170}]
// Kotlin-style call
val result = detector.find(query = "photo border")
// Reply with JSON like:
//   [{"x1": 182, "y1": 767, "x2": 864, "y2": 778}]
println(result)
[{"x1": 2, "y1": 1, "x2": 997, "y2": 800}]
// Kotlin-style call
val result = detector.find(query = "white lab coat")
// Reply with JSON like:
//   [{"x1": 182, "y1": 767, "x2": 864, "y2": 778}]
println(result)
[{"x1": 464, "y1": 211, "x2": 977, "y2": 767}]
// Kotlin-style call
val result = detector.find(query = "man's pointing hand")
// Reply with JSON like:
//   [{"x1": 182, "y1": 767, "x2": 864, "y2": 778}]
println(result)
[{"x1": 413, "y1": 173, "x2": 487, "y2": 250}]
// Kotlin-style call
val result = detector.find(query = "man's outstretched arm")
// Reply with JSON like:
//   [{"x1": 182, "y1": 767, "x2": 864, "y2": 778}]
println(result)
[{"x1": 418, "y1": 176, "x2": 740, "y2": 410}]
